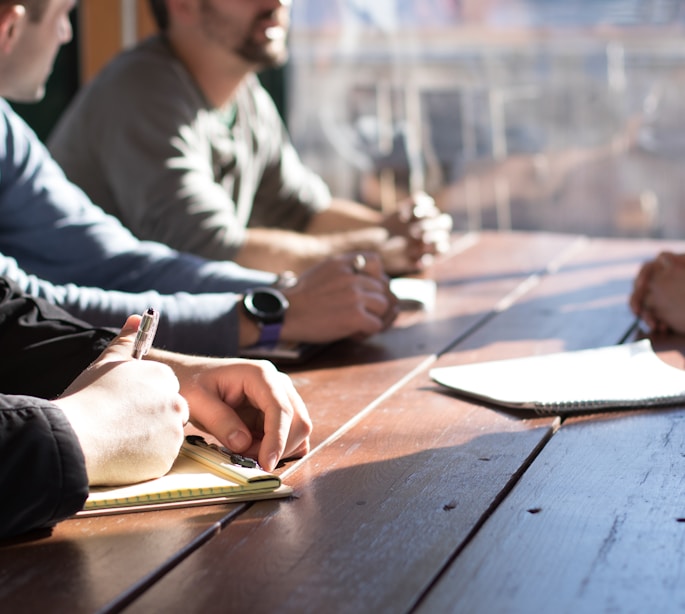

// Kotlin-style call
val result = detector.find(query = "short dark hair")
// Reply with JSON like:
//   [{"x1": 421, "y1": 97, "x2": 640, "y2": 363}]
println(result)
[{"x1": 147, "y1": 0, "x2": 168, "y2": 31}]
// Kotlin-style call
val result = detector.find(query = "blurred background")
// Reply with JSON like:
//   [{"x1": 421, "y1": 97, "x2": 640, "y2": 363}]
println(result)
[
  {"x1": 287, "y1": 0, "x2": 685, "y2": 239},
  {"x1": 20, "y1": 0, "x2": 685, "y2": 239}
]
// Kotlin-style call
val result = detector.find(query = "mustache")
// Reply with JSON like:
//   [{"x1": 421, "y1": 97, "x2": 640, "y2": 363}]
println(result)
[{"x1": 255, "y1": 6, "x2": 289, "y2": 26}]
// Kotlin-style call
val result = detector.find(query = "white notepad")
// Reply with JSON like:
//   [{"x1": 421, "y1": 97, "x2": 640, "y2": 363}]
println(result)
[{"x1": 430, "y1": 340, "x2": 685, "y2": 415}]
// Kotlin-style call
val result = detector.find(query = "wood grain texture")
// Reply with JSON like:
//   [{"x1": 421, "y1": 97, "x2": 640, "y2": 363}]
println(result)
[
  {"x1": 0, "y1": 505, "x2": 241, "y2": 612},
  {"x1": 122, "y1": 234, "x2": 673, "y2": 613},
  {"x1": 287, "y1": 231, "x2": 582, "y2": 448},
  {"x1": 417, "y1": 406, "x2": 685, "y2": 614},
  {"x1": 4, "y1": 232, "x2": 685, "y2": 614},
  {"x1": 125, "y1": 375, "x2": 555, "y2": 613},
  {"x1": 415, "y1": 238, "x2": 685, "y2": 614}
]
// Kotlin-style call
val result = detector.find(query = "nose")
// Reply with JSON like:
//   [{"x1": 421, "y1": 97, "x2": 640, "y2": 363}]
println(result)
[{"x1": 264, "y1": 0, "x2": 291, "y2": 9}]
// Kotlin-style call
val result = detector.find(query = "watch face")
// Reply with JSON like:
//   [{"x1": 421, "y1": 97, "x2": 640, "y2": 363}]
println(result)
[{"x1": 245, "y1": 288, "x2": 288, "y2": 323}]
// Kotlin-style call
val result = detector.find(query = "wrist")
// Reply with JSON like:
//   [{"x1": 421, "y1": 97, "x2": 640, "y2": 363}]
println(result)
[
  {"x1": 273, "y1": 270, "x2": 298, "y2": 290},
  {"x1": 241, "y1": 287, "x2": 289, "y2": 347},
  {"x1": 238, "y1": 308, "x2": 262, "y2": 347}
]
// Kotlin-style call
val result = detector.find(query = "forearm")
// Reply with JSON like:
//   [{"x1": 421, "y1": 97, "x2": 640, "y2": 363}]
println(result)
[
  {"x1": 235, "y1": 228, "x2": 332, "y2": 274},
  {"x1": 236, "y1": 224, "x2": 391, "y2": 275},
  {"x1": 236, "y1": 197, "x2": 387, "y2": 273},
  {"x1": 304, "y1": 199, "x2": 383, "y2": 234}
]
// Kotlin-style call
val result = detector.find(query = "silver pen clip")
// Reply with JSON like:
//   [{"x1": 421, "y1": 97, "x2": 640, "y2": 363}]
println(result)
[{"x1": 132, "y1": 307, "x2": 159, "y2": 359}]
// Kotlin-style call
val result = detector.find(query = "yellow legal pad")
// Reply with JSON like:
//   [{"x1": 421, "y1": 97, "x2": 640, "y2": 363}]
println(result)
[{"x1": 77, "y1": 436, "x2": 292, "y2": 516}]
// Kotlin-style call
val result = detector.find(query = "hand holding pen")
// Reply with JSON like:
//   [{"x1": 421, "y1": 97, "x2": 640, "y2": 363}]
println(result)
[
  {"x1": 132, "y1": 307, "x2": 159, "y2": 359},
  {"x1": 55, "y1": 311, "x2": 188, "y2": 485}
]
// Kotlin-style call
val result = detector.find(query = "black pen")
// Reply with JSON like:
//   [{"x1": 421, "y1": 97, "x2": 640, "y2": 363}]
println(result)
[
  {"x1": 132, "y1": 307, "x2": 159, "y2": 359},
  {"x1": 185, "y1": 435, "x2": 261, "y2": 469}
]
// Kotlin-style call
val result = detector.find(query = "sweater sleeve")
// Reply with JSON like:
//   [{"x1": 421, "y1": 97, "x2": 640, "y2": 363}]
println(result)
[
  {"x1": 0, "y1": 257, "x2": 246, "y2": 357},
  {"x1": 0, "y1": 99, "x2": 278, "y2": 356},
  {"x1": 0, "y1": 99, "x2": 276, "y2": 293},
  {"x1": 49, "y1": 40, "x2": 331, "y2": 263},
  {"x1": 0, "y1": 395, "x2": 88, "y2": 540}
]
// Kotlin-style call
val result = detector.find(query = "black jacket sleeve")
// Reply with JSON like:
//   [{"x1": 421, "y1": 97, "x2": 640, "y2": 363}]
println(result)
[
  {"x1": 0, "y1": 276, "x2": 117, "y2": 398},
  {"x1": 0, "y1": 276, "x2": 118, "y2": 537},
  {"x1": 0, "y1": 395, "x2": 88, "y2": 539}
]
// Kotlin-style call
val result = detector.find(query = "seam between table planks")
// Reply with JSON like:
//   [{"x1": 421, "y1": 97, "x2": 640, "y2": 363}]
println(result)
[
  {"x1": 99, "y1": 233, "x2": 592, "y2": 614},
  {"x1": 409, "y1": 237, "x2": 650, "y2": 614}
]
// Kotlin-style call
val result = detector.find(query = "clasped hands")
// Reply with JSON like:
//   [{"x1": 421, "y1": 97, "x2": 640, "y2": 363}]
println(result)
[{"x1": 380, "y1": 191, "x2": 453, "y2": 275}]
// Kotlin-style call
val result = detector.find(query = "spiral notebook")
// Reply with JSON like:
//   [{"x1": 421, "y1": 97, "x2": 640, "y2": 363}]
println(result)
[
  {"x1": 77, "y1": 435, "x2": 292, "y2": 516},
  {"x1": 430, "y1": 340, "x2": 685, "y2": 415}
]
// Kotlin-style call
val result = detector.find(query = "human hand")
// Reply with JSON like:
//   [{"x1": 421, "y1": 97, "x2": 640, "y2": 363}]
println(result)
[
  {"x1": 280, "y1": 252, "x2": 399, "y2": 343},
  {"x1": 54, "y1": 315, "x2": 189, "y2": 486},
  {"x1": 630, "y1": 251, "x2": 685, "y2": 333},
  {"x1": 629, "y1": 258, "x2": 657, "y2": 318},
  {"x1": 154, "y1": 354, "x2": 312, "y2": 472},
  {"x1": 382, "y1": 192, "x2": 453, "y2": 274}
]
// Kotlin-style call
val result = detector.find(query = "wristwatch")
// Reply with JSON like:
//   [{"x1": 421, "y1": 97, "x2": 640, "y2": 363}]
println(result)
[{"x1": 242, "y1": 287, "x2": 289, "y2": 346}]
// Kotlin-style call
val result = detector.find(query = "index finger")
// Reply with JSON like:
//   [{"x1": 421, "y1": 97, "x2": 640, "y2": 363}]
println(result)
[{"x1": 258, "y1": 372, "x2": 311, "y2": 470}]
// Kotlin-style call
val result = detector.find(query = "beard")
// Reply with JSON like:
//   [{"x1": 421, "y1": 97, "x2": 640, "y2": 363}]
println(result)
[
  {"x1": 200, "y1": 0, "x2": 290, "y2": 70},
  {"x1": 236, "y1": 35, "x2": 289, "y2": 69}
]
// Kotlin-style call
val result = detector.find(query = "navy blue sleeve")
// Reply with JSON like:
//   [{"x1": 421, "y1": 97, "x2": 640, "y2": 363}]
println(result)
[{"x1": 0, "y1": 98, "x2": 276, "y2": 357}]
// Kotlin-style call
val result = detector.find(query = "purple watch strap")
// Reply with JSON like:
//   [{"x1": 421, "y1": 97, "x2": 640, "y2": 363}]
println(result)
[{"x1": 258, "y1": 322, "x2": 282, "y2": 346}]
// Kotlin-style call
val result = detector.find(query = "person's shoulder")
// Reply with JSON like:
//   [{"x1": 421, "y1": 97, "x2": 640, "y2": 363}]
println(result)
[
  {"x1": 71, "y1": 35, "x2": 202, "y2": 126},
  {"x1": 87, "y1": 35, "x2": 187, "y2": 96},
  {"x1": 112, "y1": 35, "x2": 177, "y2": 71},
  {"x1": 0, "y1": 98, "x2": 36, "y2": 147},
  {"x1": 0, "y1": 97, "x2": 19, "y2": 124},
  {"x1": 0, "y1": 98, "x2": 13, "y2": 132}
]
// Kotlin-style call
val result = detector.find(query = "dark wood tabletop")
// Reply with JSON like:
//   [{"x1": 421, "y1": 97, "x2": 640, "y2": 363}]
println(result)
[{"x1": 3, "y1": 231, "x2": 685, "y2": 614}]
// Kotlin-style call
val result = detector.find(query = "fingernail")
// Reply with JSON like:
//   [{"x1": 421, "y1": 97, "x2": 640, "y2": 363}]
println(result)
[
  {"x1": 227, "y1": 430, "x2": 250, "y2": 451},
  {"x1": 267, "y1": 453, "x2": 279, "y2": 472}
]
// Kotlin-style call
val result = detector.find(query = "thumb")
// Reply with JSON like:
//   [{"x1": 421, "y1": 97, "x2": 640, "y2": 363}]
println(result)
[{"x1": 98, "y1": 314, "x2": 143, "y2": 363}]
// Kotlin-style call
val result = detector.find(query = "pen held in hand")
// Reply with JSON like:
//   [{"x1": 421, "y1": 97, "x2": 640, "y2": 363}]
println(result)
[{"x1": 132, "y1": 307, "x2": 159, "y2": 359}]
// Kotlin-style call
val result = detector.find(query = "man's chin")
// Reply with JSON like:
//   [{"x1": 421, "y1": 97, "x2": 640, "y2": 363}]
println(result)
[{"x1": 240, "y1": 45, "x2": 288, "y2": 70}]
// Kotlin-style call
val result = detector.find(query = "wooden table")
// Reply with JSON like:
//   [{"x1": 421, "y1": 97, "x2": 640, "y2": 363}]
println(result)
[{"x1": 3, "y1": 231, "x2": 685, "y2": 613}]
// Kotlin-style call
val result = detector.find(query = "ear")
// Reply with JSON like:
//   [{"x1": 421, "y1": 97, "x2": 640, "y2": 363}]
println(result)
[{"x1": 0, "y1": 5, "x2": 26, "y2": 54}]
